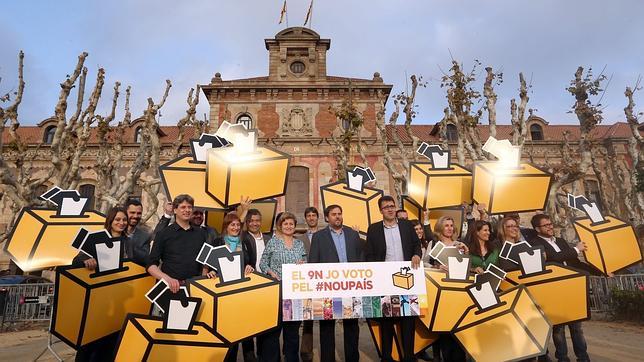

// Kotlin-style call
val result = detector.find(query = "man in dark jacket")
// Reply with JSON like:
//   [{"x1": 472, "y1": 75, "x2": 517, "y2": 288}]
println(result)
[
  {"x1": 366, "y1": 196, "x2": 422, "y2": 362},
  {"x1": 309, "y1": 204, "x2": 364, "y2": 362},
  {"x1": 530, "y1": 213, "x2": 590, "y2": 362}
]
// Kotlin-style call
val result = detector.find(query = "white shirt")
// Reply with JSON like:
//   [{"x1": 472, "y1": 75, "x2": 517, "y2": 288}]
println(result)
[
  {"x1": 383, "y1": 222, "x2": 405, "y2": 262},
  {"x1": 252, "y1": 233, "x2": 266, "y2": 272},
  {"x1": 538, "y1": 235, "x2": 580, "y2": 266}
]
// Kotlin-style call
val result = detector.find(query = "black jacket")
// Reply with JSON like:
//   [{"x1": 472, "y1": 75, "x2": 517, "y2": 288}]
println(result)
[
  {"x1": 365, "y1": 219, "x2": 422, "y2": 262},
  {"x1": 529, "y1": 236, "x2": 598, "y2": 275},
  {"x1": 72, "y1": 234, "x2": 147, "y2": 267},
  {"x1": 308, "y1": 226, "x2": 364, "y2": 263},
  {"x1": 242, "y1": 231, "x2": 270, "y2": 267}
]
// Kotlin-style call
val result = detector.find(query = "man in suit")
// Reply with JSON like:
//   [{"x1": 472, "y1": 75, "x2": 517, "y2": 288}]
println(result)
[
  {"x1": 366, "y1": 196, "x2": 422, "y2": 362},
  {"x1": 309, "y1": 204, "x2": 364, "y2": 362},
  {"x1": 245, "y1": 208, "x2": 271, "y2": 273},
  {"x1": 530, "y1": 214, "x2": 590, "y2": 362},
  {"x1": 296, "y1": 206, "x2": 320, "y2": 362}
]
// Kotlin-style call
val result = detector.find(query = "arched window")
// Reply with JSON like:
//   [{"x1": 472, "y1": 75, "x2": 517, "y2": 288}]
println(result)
[
  {"x1": 43, "y1": 126, "x2": 56, "y2": 144},
  {"x1": 446, "y1": 124, "x2": 458, "y2": 142},
  {"x1": 134, "y1": 127, "x2": 143, "y2": 143},
  {"x1": 290, "y1": 61, "x2": 305, "y2": 74},
  {"x1": 79, "y1": 184, "x2": 96, "y2": 210},
  {"x1": 530, "y1": 124, "x2": 544, "y2": 141},
  {"x1": 236, "y1": 114, "x2": 253, "y2": 130},
  {"x1": 285, "y1": 166, "x2": 310, "y2": 225}
]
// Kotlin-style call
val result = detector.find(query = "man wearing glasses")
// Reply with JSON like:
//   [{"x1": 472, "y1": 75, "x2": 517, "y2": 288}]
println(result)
[
  {"x1": 530, "y1": 214, "x2": 590, "y2": 362},
  {"x1": 366, "y1": 196, "x2": 422, "y2": 362}
]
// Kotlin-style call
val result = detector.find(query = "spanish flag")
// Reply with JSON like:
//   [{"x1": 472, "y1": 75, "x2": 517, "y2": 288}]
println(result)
[
  {"x1": 279, "y1": 0, "x2": 287, "y2": 24},
  {"x1": 303, "y1": 0, "x2": 313, "y2": 26}
]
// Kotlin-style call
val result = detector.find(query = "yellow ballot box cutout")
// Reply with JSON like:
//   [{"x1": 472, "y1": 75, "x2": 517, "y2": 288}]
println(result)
[
  {"x1": 188, "y1": 273, "x2": 281, "y2": 343},
  {"x1": 4, "y1": 208, "x2": 105, "y2": 271},
  {"x1": 408, "y1": 163, "x2": 472, "y2": 210},
  {"x1": 160, "y1": 154, "x2": 227, "y2": 211},
  {"x1": 368, "y1": 318, "x2": 439, "y2": 361},
  {"x1": 472, "y1": 161, "x2": 552, "y2": 214},
  {"x1": 51, "y1": 261, "x2": 156, "y2": 349},
  {"x1": 421, "y1": 269, "x2": 475, "y2": 332},
  {"x1": 114, "y1": 314, "x2": 230, "y2": 362},
  {"x1": 453, "y1": 285, "x2": 551, "y2": 362},
  {"x1": 500, "y1": 264, "x2": 590, "y2": 325},
  {"x1": 320, "y1": 179, "x2": 383, "y2": 237},
  {"x1": 206, "y1": 145, "x2": 290, "y2": 207},
  {"x1": 573, "y1": 216, "x2": 642, "y2": 275}
]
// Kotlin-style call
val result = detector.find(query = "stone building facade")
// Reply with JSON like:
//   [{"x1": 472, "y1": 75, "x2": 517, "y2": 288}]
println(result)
[{"x1": 0, "y1": 27, "x2": 638, "y2": 271}]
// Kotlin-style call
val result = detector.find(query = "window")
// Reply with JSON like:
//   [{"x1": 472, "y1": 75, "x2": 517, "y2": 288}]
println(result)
[
  {"x1": 446, "y1": 124, "x2": 458, "y2": 142},
  {"x1": 530, "y1": 124, "x2": 544, "y2": 141},
  {"x1": 584, "y1": 180, "x2": 603, "y2": 211},
  {"x1": 79, "y1": 184, "x2": 96, "y2": 210},
  {"x1": 134, "y1": 127, "x2": 143, "y2": 143},
  {"x1": 43, "y1": 126, "x2": 56, "y2": 144},
  {"x1": 236, "y1": 114, "x2": 253, "y2": 130},
  {"x1": 290, "y1": 61, "x2": 305, "y2": 74}
]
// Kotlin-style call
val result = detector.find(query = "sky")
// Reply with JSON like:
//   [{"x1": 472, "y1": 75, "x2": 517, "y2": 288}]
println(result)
[{"x1": 1, "y1": 0, "x2": 643, "y2": 126}]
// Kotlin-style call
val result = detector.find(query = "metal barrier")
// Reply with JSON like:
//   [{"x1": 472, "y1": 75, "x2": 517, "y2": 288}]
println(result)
[
  {"x1": 0, "y1": 283, "x2": 55, "y2": 330},
  {"x1": 589, "y1": 274, "x2": 644, "y2": 313}
]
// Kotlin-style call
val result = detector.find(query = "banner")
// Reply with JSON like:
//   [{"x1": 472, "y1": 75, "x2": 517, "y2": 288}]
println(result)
[{"x1": 281, "y1": 261, "x2": 428, "y2": 321}]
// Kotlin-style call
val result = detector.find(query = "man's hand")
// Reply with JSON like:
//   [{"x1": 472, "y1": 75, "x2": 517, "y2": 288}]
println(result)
[
  {"x1": 411, "y1": 255, "x2": 421, "y2": 269},
  {"x1": 576, "y1": 241, "x2": 588, "y2": 252},
  {"x1": 163, "y1": 276, "x2": 181, "y2": 293},
  {"x1": 83, "y1": 258, "x2": 97, "y2": 271},
  {"x1": 163, "y1": 202, "x2": 173, "y2": 217}
]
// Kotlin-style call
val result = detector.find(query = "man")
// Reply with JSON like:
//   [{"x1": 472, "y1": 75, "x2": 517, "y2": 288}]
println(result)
[
  {"x1": 530, "y1": 214, "x2": 590, "y2": 362},
  {"x1": 309, "y1": 205, "x2": 364, "y2": 362},
  {"x1": 154, "y1": 202, "x2": 219, "y2": 244},
  {"x1": 245, "y1": 209, "x2": 271, "y2": 273},
  {"x1": 366, "y1": 196, "x2": 422, "y2": 362},
  {"x1": 125, "y1": 198, "x2": 153, "y2": 263},
  {"x1": 296, "y1": 206, "x2": 320, "y2": 362},
  {"x1": 147, "y1": 194, "x2": 208, "y2": 293},
  {"x1": 395, "y1": 209, "x2": 408, "y2": 220}
]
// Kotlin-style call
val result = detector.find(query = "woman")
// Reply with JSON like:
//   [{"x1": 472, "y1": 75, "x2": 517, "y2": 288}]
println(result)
[
  {"x1": 72, "y1": 206, "x2": 131, "y2": 362},
  {"x1": 430, "y1": 216, "x2": 469, "y2": 269},
  {"x1": 497, "y1": 216, "x2": 525, "y2": 272},
  {"x1": 465, "y1": 220, "x2": 500, "y2": 274},
  {"x1": 259, "y1": 212, "x2": 306, "y2": 362},
  {"x1": 211, "y1": 213, "x2": 256, "y2": 362}
]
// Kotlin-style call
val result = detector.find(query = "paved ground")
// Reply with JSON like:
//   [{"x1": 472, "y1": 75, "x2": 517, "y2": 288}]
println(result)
[{"x1": 2, "y1": 320, "x2": 642, "y2": 361}]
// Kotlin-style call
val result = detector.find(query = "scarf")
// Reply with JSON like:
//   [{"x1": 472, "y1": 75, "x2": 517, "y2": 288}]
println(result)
[{"x1": 224, "y1": 235, "x2": 240, "y2": 251}]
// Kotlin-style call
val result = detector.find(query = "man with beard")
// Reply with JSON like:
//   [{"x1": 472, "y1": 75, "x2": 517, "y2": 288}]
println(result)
[
  {"x1": 124, "y1": 198, "x2": 153, "y2": 263},
  {"x1": 309, "y1": 205, "x2": 363, "y2": 362},
  {"x1": 296, "y1": 206, "x2": 320, "y2": 362}
]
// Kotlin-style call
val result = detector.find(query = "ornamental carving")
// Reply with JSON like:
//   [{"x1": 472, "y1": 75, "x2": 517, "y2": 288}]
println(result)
[{"x1": 279, "y1": 107, "x2": 314, "y2": 137}]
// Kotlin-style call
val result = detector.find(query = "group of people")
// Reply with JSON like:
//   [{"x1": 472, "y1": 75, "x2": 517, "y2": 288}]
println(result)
[{"x1": 72, "y1": 194, "x2": 594, "y2": 362}]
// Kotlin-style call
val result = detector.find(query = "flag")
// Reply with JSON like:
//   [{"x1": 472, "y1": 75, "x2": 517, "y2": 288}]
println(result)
[
  {"x1": 303, "y1": 0, "x2": 313, "y2": 26},
  {"x1": 279, "y1": 0, "x2": 287, "y2": 24}
]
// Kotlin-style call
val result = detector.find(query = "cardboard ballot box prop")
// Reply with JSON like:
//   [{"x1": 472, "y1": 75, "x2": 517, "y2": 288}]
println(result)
[
  {"x1": 368, "y1": 318, "x2": 438, "y2": 362},
  {"x1": 5, "y1": 186, "x2": 105, "y2": 271},
  {"x1": 408, "y1": 164, "x2": 472, "y2": 210},
  {"x1": 321, "y1": 167, "x2": 383, "y2": 236},
  {"x1": 190, "y1": 243, "x2": 280, "y2": 343},
  {"x1": 115, "y1": 315, "x2": 230, "y2": 361},
  {"x1": 566, "y1": 194, "x2": 643, "y2": 275},
  {"x1": 499, "y1": 239, "x2": 590, "y2": 325},
  {"x1": 453, "y1": 284, "x2": 551, "y2": 362},
  {"x1": 421, "y1": 268, "x2": 474, "y2": 332},
  {"x1": 205, "y1": 122, "x2": 290, "y2": 207},
  {"x1": 472, "y1": 137, "x2": 552, "y2": 214},
  {"x1": 160, "y1": 154, "x2": 227, "y2": 211},
  {"x1": 51, "y1": 261, "x2": 155, "y2": 348}
]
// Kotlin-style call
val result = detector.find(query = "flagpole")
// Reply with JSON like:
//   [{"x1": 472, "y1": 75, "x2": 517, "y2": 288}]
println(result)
[
  {"x1": 286, "y1": 4, "x2": 289, "y2": 27},
  {"x1": 309, "y1": 0, "x2": 314, "y2": 29}
]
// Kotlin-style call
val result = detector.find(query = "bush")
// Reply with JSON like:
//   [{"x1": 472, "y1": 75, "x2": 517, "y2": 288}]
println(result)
[{"x1": 609, "y1": 286, "x2": 644, "y2": 323}]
